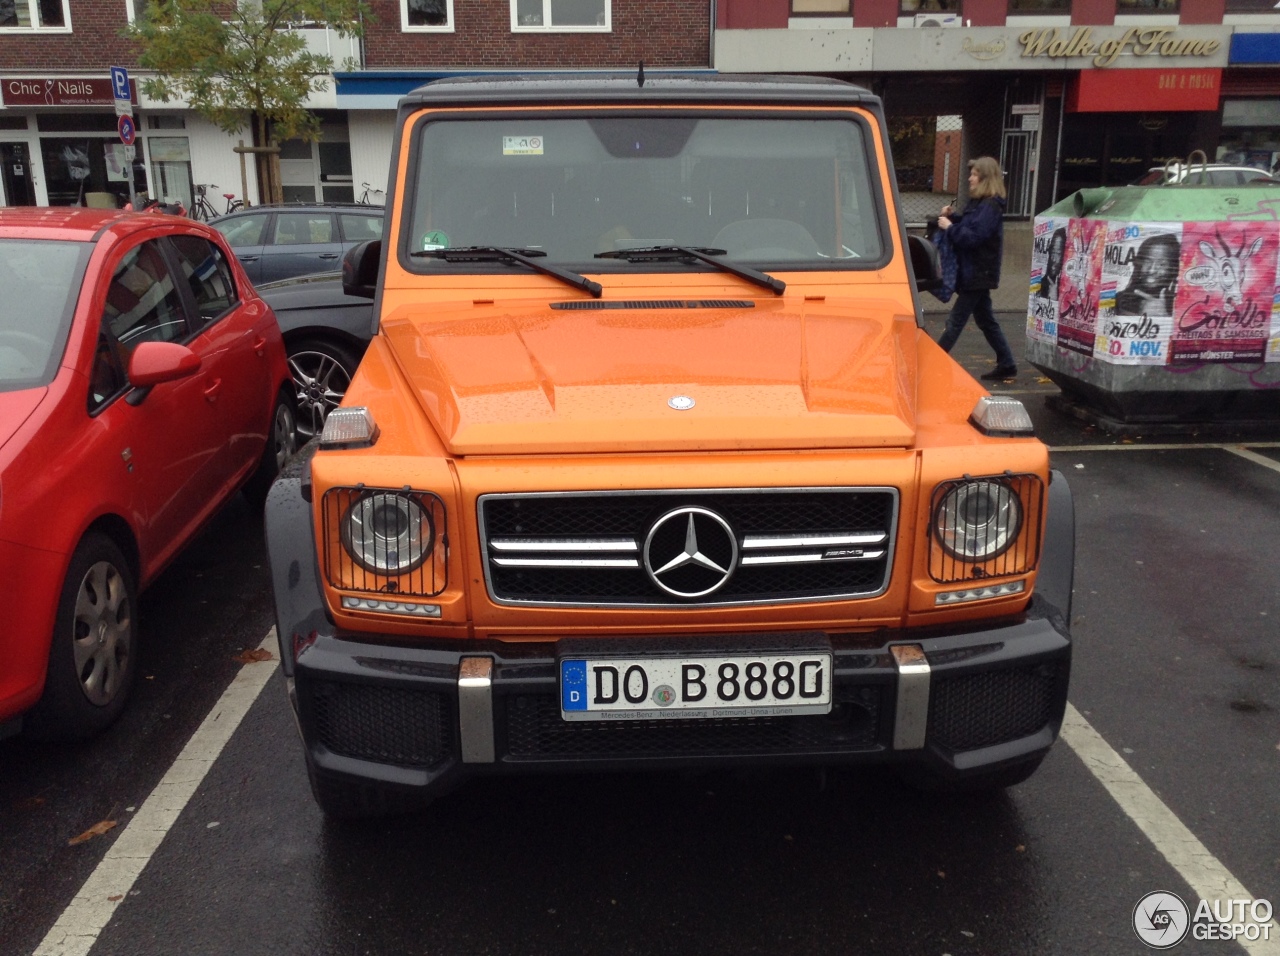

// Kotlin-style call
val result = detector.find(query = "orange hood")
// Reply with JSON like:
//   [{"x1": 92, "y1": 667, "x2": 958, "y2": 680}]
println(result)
[{"x1": 379, "y1": 299, "x2": 919, "y2": 456}]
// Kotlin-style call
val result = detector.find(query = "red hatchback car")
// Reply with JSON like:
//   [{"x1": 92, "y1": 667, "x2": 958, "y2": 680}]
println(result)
[{"x1": 0, "y1": 208, "x2": 294, "y2": 740}]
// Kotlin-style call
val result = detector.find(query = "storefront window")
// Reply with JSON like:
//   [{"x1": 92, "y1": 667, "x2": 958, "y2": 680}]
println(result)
[
  {"x1": 1224, "y1": 0, "x2": 1278, "y2": 9},
  {"x1": 1218, "y1": 100, "x2": 1280, "y2": 174},
  {"x1": 1008, "y1": 0, "x2": 1070, "y2": 12},
  {"x1": 1115, "y1": 0, "x2": 1178, "y2": 10},
  {"x1": 147, "y1": 136, "x2": 193, "y2": 208},
  {"x1": 900, "y1": 0, "x2": 960, "y2": 12},
  {"x1": 791, "y1": 0, "x2": 850, "y2": 12}
]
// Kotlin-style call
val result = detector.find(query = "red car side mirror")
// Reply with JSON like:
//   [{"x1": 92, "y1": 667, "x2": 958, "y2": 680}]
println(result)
[{"x1": 128, "y1": 341, "x2": 202, "y2": 388}]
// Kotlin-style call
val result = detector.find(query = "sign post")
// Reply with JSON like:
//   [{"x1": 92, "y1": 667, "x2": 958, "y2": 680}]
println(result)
[{"x1": 110, "y1": 66, "x2": 137, "y2": 209}]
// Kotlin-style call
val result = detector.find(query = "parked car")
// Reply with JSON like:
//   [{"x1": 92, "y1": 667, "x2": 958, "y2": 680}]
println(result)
[
  {"x1": 255, "y1": 272, "x2": 374, "y2": 441},
  {"x1": 210, "y1": 204, "x2": 385, "y2": 285},
  {"x1": 1132, "y1": 164, "x2": 1280, "y2": 186},
  {"x1": 0, "y1": 207, "x2": 295, "y2": 740},
  {"x1": 265, "y1": 73, "x2": 1075, "y2": 819}
]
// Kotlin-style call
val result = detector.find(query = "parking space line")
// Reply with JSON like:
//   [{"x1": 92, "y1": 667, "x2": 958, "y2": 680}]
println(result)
[
  {"x1": 1224, "y1": 445, "x2": 1280, "y2": 475},
  {"x1": 32, "y1": 630, "x2": 279, "y2": 956},
  {"x1": 1061, "y1": 704, "x2": 1280, "y2": 954},
  {"x1": 1051, "y1": 441, "x2": 1280, "y2": 453}
]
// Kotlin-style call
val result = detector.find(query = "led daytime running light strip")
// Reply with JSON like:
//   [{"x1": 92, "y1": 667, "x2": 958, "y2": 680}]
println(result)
[
  {"x1": 341, "y1": 596, "x2": 442, "y2": 617},
  {"x1": 934, "y1": 580, "x2": 1026, "y2": 605}
]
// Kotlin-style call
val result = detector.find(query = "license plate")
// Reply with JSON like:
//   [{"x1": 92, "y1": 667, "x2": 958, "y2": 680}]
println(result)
[{"x1": 559, "y1": 652, "x2": 832, "y2": 721}]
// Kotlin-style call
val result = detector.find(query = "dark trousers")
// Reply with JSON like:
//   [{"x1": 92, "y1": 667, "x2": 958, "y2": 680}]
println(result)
[{"x1": 937, "y1": 289, "x2": 1017, "y2": 369}]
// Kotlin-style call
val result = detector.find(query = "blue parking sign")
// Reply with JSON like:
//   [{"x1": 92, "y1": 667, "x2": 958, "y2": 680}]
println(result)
[{"x1": 110, "y1": 66, "x2": 130, "y2": 102}]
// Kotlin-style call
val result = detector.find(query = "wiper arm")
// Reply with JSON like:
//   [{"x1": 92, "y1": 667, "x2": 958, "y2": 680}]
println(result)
[
  {"x1": 595, "y1": 245, "x2": 785, "y2": 295},
  {"x1": 411, "y1": 246, "x2": 602, "y2": 298}
]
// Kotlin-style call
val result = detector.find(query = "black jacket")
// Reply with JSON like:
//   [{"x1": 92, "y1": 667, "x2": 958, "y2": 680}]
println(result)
[{"x1": 946, "y1": 196, "x2": 1005, "y2": 292}]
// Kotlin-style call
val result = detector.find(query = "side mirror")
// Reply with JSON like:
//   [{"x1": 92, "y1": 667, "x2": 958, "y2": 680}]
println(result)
[
  {"x1": 907, "y1": 234, "x2": 941, "y2": 292},
  {"x1": 128, "y1": 341, "x2": 202, "y2": 388},
  {"x1": 342, "y1": 239, "x2": 381, "y2": 299}
]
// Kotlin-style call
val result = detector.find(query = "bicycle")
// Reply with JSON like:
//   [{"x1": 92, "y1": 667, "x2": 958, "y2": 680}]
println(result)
[
  {"x1": 190, "y1": 184, "x2": 245, "y2": 221},
  {"x1": 357, "y1": 182, "x2": 385, "y2": 205}
]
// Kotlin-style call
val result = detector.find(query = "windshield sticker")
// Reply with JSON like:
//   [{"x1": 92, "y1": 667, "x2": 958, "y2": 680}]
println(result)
[
  {"x1": 503, "y1": 136, "x2": 544, "y2": 156},
  {"x1": 421, "y1": 230, "x2": 450, "y2": 251}
]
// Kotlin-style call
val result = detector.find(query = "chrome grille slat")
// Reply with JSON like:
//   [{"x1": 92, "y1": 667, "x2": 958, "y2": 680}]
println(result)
[
  {"x1": 742, "y1": 532, "x2": 886, "y2": 549},
  {"x1": 492, "y1": 557, "x2": 641, "y2": 568},
  {"x1": 490, "y1": 538, "x2": 638, "y2": 552},
  {"x1": 740, "y1": 550, "x2": 886, "y2": 566},
  {"x1": 479, "y1": 488, "x2": 898, "y2": 608}
]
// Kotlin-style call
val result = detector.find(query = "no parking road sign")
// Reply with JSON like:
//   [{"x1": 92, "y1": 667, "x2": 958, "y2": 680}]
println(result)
[{"x1": 118, "y1": 114, "x2": 136, "y2": 146}]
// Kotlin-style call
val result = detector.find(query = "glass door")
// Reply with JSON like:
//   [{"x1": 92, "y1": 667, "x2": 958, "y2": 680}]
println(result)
[{"x1": 1, "y1": 142, "x2": 38, "y2": 206}]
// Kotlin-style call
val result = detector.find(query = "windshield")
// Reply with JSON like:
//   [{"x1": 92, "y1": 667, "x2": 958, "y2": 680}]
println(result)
[
  {"x1": 405, "y1": 114, "x2": 885, "y2": 269},
  {"x1": 0, "y1": 239, "x2": 87, "y2": 391}
]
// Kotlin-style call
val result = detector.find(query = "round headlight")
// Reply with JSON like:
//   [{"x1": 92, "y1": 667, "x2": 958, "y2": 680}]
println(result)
[
  {"x1": 341, "y1": 492, "x2": 434, "y2": 575},
  {"x1": 933, "y1": 480, "x2": 1022, "y2": 562}
]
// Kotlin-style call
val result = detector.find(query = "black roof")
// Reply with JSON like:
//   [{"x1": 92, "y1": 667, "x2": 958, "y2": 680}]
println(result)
[{"x1": 399, "y1": 72, "x2": 877, "y2": 111}]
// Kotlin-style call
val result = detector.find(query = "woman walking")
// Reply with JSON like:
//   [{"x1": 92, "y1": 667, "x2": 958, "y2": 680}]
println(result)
[{"x1": 935, "y1": 156, "x2": 1017, "y2": 381}]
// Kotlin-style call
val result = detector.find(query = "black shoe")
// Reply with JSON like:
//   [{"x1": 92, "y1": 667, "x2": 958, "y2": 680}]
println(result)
[{"x1": 979, "y1": 365, "x2": 1017, "y2": 381}]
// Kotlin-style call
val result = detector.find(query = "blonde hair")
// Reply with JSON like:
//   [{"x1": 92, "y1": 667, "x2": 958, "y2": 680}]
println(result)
[{"x1": 968, "y1": 156, "x2": 1007, "y2": 200}]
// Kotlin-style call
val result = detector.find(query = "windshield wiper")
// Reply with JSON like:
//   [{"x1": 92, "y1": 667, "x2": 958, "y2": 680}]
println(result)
[
  {"x1": 411, "y1": 246, "x2": 602, "y2": 298},
  {"x1": 595, "y1": 245, "x2": 785, "y2": 295}
]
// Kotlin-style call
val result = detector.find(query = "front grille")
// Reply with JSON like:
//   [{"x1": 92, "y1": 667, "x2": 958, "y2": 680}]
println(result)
[
  {"x1": 928, "y1": 665, "x2": 1057, "y2": 753},
  {"x1": 311, "y1": 680, "x2": 452, "y2": 768},
  {"x1": 480, "y1": 489, "x2": 897, "y2": 606},
  {"x1": 505, "y1": 686, "x2": 882, "y2": 759}
]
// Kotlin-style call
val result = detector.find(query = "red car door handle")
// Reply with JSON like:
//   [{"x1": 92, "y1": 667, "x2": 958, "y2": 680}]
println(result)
[
  {"x1": 203, "y1": 378, "x2": 222, "y2": 401},
  {"x1": 252, "y1": 334, "x2": 267, "y2": 353}
]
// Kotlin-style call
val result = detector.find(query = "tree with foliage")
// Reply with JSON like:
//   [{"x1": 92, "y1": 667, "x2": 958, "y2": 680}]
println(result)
[{"x1": 125, "y1": 0, "x2": 371, "y2": 204}]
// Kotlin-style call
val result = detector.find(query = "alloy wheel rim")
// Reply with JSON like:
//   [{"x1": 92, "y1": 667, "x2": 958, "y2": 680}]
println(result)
[{"x1": 289, "y1": 351, "x2": 350, "y2": 440}]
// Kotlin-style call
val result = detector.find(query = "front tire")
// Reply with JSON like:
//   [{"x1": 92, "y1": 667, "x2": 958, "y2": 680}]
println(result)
[
  {"x1": 244, "y1": 388, "x2": 298, "y2": 510},
  {"x1": 26, "y1": 534, "x2": 138, "y2": 741}
]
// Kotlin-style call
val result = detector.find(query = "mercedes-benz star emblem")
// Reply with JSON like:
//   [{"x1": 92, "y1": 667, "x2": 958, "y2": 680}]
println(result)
[
  {"x1": 668, "y1": 395, "x2": 695, "y2": 410},
  {"x1": 643, "y1": 506, "x2": 738, "y2": 598}
]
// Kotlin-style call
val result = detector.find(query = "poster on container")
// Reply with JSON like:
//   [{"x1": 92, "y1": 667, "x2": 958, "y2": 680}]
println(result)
[
  {"x1": 1169, "y1": 223, "x2": 1278, "y2": 364},
  {"x1": 1027, "y1": 216, "x2": 1068, "y2": 346},
  {"x1": 1096, "y1": 222, "x2": 1180, "y2": 365},
  {"x1": 1055, "y1": 217, "x2": 1105, "y2": 357}
]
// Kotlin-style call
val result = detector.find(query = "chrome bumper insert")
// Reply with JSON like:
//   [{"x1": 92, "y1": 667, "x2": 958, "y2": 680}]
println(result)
[
  {"x1": 891, "y1": 644, "x2": 931, "y2": 750},
  {"x1": 458, "y1": 657, "x2": 495, "y2": 763}
]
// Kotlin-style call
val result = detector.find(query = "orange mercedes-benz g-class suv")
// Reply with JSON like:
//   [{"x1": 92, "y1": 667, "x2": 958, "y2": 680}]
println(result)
[{"x1": 265, "y1": 73, "x2": 1074, "y2": 818}]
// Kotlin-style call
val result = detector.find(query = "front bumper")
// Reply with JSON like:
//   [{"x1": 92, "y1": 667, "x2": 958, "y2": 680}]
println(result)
[{"x1": 265, "y1": 464, "x2": 1074, "y2": 807}]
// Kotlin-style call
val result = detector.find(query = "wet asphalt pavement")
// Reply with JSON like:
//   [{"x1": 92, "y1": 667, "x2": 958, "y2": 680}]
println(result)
[{"x1": 2, "y1": 312, "x2": 1278, "y2": 956}]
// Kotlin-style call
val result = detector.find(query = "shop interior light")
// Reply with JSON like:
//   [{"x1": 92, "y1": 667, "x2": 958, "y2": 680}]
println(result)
[{"x1": 935, "y1": 579, "x2": 1026, "y2": 605}]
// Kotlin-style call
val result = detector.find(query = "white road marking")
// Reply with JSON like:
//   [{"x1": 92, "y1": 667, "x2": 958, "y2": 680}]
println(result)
[
  {"x1": 1061, "y1": 704, "x2": 1280, "y2": 954},
  {"x1": 1224, "y1": 445, "x2": 1280, "y2": 475},
  {"x1": 33, "y1": 630, "x2": 279, "y2": 956},
  {"x1": 1051, "y1": 441, "x2": 1280, "y2": 453}
]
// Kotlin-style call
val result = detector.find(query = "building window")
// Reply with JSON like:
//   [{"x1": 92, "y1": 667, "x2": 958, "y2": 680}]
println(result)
[
  {"x1": 125, "y1": 0, "x2": 154, "y2": 22},
  {"x1": 402, "y1": 0, "x2": 454, "y2": 31},
  {"x1": 1008, "y1": 0, "x2": 1070, "y2": 12},
  {"x1": 900, "y1": 0, "x2": 959, "y2": 12},
  {"x1": 1115, "y1": 0, "x2": 1178, "y2": 10},
  {"x1": 511, "y1": 0, "x2": 610, "y2": 31},
  {"x1": 0, "y1": 0, "x2": 71, "y2": 30},
  {"x1": 791, "y1": 0, "x2": 851, "y2": 13},
  {"x1": 1225, "y1": 0, "x2": 1277, "y2": 9}
]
